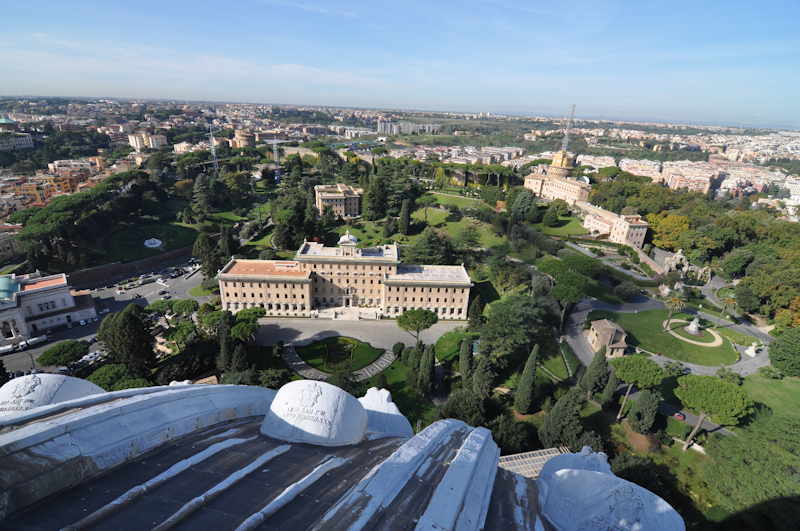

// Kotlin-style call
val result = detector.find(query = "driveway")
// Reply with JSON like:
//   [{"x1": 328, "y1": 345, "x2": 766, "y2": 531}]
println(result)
[{"x1": 256, "y1": 318, "x2": 465, "y2": 351}]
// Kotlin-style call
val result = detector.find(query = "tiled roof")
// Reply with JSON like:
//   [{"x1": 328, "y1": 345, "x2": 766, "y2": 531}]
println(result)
[{"x1": 223, "y1": 260, "x2": 310, "y2": 278}]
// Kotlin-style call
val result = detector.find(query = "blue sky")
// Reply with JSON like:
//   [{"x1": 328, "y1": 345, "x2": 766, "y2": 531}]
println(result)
[{"x1": 2, "y1": 0, "x2": 799, "y2": 127}]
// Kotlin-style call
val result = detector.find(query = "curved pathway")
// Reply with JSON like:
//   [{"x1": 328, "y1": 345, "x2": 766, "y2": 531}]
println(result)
[
  {"x1": 565, "y1": 296, "x2": 771, "y2": 376},
  {"x1": 280, "y1": 345, "x2": 396, "y2": 383},
  {"x1": 663, "y1": 319, "x2": 723, "y2": 347}
]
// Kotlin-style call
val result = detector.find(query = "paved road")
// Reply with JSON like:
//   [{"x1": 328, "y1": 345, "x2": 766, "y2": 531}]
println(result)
[
  {"x1": 564, "y1": 241, "x2": 652, "y2": 282},
  {"x1": 2, "y1": 269, "x2": 206, "y2": 374},
  {"x1": 256, "y1": 318, "x2": 465, "y2": 352},
  {"x1": 280, "y1": 345, "x2": 397, "y2": 382},
  {"x1": 700, "y1": 275, "x2": 728, "y2": 310}
]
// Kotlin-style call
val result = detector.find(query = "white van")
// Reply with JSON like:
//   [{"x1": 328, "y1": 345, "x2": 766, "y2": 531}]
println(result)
[{"x1": 0, "y1": 344, "x2": 16, "y2": 355}]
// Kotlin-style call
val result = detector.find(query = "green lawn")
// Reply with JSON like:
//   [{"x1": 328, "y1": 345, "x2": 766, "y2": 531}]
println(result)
[
  {"x1": 434, "y1": 328, "x2": 478, "y2": 361},
  {"x1": 211, "y1": 210, "x2": 246, "y2": 222},
  {"x1": 103, "y1": 222, "x2": 198, "y2": 263},
  {"x1": 713, "y1": 325, "x2": 757, "y2": 346},
  {"x1": 532, "y1": 216, "x2": 588, "y2": 236},
  {"x1": 246, "y1": 226, "x2": 274, "y2": 248},
  {"x1": 296, "y1": 336, "x2": 383, "y2": 372},
  {"x1": 431, "y1": 192, "x2": 484, "y2": 209},
  {"x1": 188, "y1": 284, "x2": 217, "y2": 297},
  {"x1": 587, "y1": 309, "x2": 739, "y2": 366},
  {"x1": 368, "y1": 360, "x2": 438, "y2": 430},
  {"x1": 741, "y1": 374, "x2": 800, "y2": 420}
]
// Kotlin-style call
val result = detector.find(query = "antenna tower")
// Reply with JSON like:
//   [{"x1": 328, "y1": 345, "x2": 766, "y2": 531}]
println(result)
[
  {"x1": 208, "y1": 124, "x2": 220, "y2": 180},
  {"x1": 560, "y1": 104, "x2": 576, "y2": 152},
  {"x1": 272, "y1": 142, "x2": 282, "y2": 183}
]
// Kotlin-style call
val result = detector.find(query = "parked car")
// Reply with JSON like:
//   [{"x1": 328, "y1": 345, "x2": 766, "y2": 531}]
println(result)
[
  {"x1": 161, "y1": 294, "x2": 172, "y2": 300},
  {"x1": 79, "y1": 320, "x2": 87, "y2": 326},
  {"x1": 673, "y1": 412, "x2": 686, "y2": 421},
  {"x1": 158, "y1": 290, "x2": 168, "y2": 295}
]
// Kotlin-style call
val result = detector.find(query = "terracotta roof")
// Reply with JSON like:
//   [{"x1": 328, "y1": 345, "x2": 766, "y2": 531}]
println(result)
[
  {"x1": 21, "y1": 276, "x2": 66, "y2": 292},
  {"x1": 225, "y1": 260, "x2": 309, "y2": 278}
]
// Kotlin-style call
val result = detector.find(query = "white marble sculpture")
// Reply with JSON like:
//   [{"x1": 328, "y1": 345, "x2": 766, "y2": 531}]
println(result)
[
  {"x1": 745, "y1": 342, "x2": 759, "y2": 358},
  {"x1": 261, "y1": 380, "x2": 368, "y2": 446},
  {"x1": 686, "y1": 317, "x2": 701, "y2": 335},
  {"x1": 0, "y1": 373, "x2": 105, "y2": 417},
  {"x1": 358, "y1": 387, "x2": 414, "y2": 439},
  {"x1": 537, "y1": 446, "x2": 685, "y2": 531}
]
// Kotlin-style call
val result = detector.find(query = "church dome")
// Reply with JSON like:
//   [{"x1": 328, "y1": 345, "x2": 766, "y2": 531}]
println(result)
[
  {"x1": 337, "y1": 230, "x2": 358, "y2": 246},
  {"x1": 0, "y1": 373, "x2": 105, "y2": 417}
]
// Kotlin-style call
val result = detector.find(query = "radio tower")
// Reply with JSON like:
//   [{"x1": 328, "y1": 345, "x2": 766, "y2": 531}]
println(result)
[
  {"x1": 561, "y1": 104, "x2": 576, "y2": 152},
  {"x1": 272, "y1": 142, "x2": 282, "y2": 183},
  {"x1": 207, "y1": 124, "x2": 220, "y2": 181}
]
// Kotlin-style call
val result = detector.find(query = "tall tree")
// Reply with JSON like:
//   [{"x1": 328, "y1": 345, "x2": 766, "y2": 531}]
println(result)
[
  {"x1": 610, "y1": 355, "x2": 666, "y2": 421},
  {"x1": 628, "y1": 389, "x2": 661, "y2": 433},
  {"x1": 397, "y1": 309, "x2": 438, "y2": 344},
  {"x1": 580, "y1": 349, "x2": 609, "y2": 400},
  {"x1": 192, "y1": 173, "x2": 211, "y2": 219},
  {"x1": 216, "y1": 311, "x2": 233, "y2": 373},
  {"x1": 479, "y1": 295, "x2": 549, "y2": 363},
  {"x1": 458, "y1": 339, "x2": 472, "y2": 379},
  {"x1": 467, "y1": 295, "x2": 484, "y2": 330},
  {"x1": 599, "y1": 369, "x2": 619, "y2": 409},
  {"x1": 193, "y1": 232, "x2": 222, "y2": 279},
  {"x1": 674, "y1": 374, "x2": 754, "y2": 451},
  {"x1": 417, "y1": 345, "x2": 435, "y2": 394},
  {"x1": 663, "y1": 294, "x2": 687, "y2": 330},
  {"x1": 472, "y1": 355, "x2": 495, "y2": 399},
  {"x1": 514, "y1": 345, "x2": 539, "y2": 414},
  {"x1": 539, "y1": 387, "x2": 590, "y2": 450},
  {"x1": 97, "y1": 303, "x2": 155, "y2": 377},
  {"x1": 398, "y1": 198, "x2": 411, "y2": 235},
  {"x1": 769, "y1": 327, "x2": 800, "y2": 376}
]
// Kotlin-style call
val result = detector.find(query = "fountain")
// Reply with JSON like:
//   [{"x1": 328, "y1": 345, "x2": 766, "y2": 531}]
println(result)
[
  {"x1": 685, "y1": 317, "x2": 701, "y2": 336},
  {"x1": 745, "y1": 342, "x2": 759, "y2": 358}
]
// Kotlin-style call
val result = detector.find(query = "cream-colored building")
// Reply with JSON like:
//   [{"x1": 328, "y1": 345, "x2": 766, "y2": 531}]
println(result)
[
  {"x1": 218, "y1": 232, "x2": 472, "y2": 320},
  {"x1": 0, "y1": 273, "x2": 97, "y2": 342},
  {"x1": 524, "y1": 170, "x2": 591, "y2": 205},
  {"x1": 314, "y1": 183, "x2": 363, "y2": 218},
  {"x1": 577, "y1": 202, "x2": 649, "y2": 248},
  {"x1": 587, "y1": 319, "x2": 627, "y2": 358}
]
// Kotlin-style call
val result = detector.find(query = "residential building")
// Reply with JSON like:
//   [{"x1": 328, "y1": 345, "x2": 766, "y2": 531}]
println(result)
[
  {"x1": 147, "y1": 134, "x2": 167, "y2": 149},
  {"x1": 618, "y1": 158, "x2": 662, "y2": 181},
  {"x1": 524, "y1": 164, "x2": 591, "y2": 205},
  {"x1": 173, "y1": 141, "x2": 193, "y2": 154},
  {"x1": 664, "y1": 173, "x2": 714, "y2": 194},
  {"x1": 218, "y1": 232, "x2": 472, "y2": 320},
  {"x1": 588, "y1": 319, "x2": 628, "y2": 357},
  {"x1": 232, "y1": 130, "x2": 254, "y2": 148},
  {"x1": 314, "y1": 183, "x2": 363, "y2": 218},
  {"x1": 127, "y1": 133, "x2": 147, "y2": 152},
  {"x1": 575, "y1": 154, "x2": 616, "y2": 169},
  {"x1": 0, "y1": 133, "x2": 33, "y2": 152},
  {"x1": 578, "y1": 202, "x2": 649, "y2": 248},
  {"x1": 0, "y1": 272, "x2": 97, "y2": 342}
]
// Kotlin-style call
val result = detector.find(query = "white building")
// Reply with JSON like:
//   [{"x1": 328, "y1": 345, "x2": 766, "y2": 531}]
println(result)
[
  {"x1": 147, "y1": 134, "x2": 167, "y2": 149},
  {"x1": 127, "y1": 133, "x2": 148, "y2": 152},
  {"x1": 0, "y1": 272, "x2": 97, "y2": 342},
  {"x1": 577, "y1": 202, "x2": 649, "y2": 248}
]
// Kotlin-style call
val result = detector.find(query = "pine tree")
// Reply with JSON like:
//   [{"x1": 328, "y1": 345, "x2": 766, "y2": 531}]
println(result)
[
  {"x1": 580, "y1": 349, "x2": 609, "y2": 401},
  {"x1": 599, "y1": 370, "x2": 619, "y2": 409},
  {"x1": 193, "y1": 232, "x2": 221, "y2": 278},
  {"x1": 398, "y1": 199, "x2": 411, "y2": 235},
  {"x1": 628, "y1": 390, "x2": 661, "y2": 434},
  {"x1": 417, "y1": 345, "x2": 435, "y2": 394},
  {"x1": 458, "y1": 339, "x2": 472, "y2": 379},
  {"x1": 467, "y1": 296, "x2": 484, "y2": 330},
  {"x1": 514, "y1": 345, "x2": 539, "y2": 414},
  {"x1": 192, "y1": 173, "x2": 211, "y2": 219},
  {"x1": 539, "y1": 387, "x2": 586, "y2": 449},
  {"x1": 472, "y1": 355, "x2": 495, "y2": 399}
]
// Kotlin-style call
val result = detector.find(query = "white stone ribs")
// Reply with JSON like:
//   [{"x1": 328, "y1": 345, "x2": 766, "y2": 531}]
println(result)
[
  {"x1": 61, "y1": 436, "x2": 257, "y2": 530},
  {"x1": 151, "y1": 444, "x2": 292, "y2": 531},
  {"x1": 235, "y1": 456, "x2": 349, "y2": 531},
  {"x1": 416, "y1": 427, "x2": 500, "y2": 531}
]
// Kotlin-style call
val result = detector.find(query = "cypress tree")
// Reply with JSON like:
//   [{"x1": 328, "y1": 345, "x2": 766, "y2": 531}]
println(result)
[
  {"x1": 599, "y1": 370, "x2": 619, "y2": 409},
  {"x1": 398, "y1": 199, "x2": 411, "y2": 235},
  {"x1": 514, "y1": 344, "x2": 539, "y2": 414},
  {"x1": 467, "y1": 296, "x2": 484, "y2": 330},
  {"x1": 472, "y1": 355, "x2": 495, "y2": 399},
  {"x1": 458, "y1": 339, "x2": 472, "y2": 380},
  {"x1": 216, "y1": 313, "x2": 232, "y2": 373},
  {"x1": 580, "y1": 349, "x2": 609, "y2": 401},
  {"x1": 417, "y1": 345, "x2": 435, "y2": 394}
]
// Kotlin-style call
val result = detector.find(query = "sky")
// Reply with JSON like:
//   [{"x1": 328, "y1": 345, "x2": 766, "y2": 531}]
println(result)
[{"x1": 2, "y1": 0, "x2": 799, "y2": 128}]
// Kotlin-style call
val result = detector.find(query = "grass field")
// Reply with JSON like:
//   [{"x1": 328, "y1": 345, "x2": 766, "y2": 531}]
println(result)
[
  {"x1": 532, "y1": 216, "x2": 588, "y2": 236},
  {"x1": 336, "y1": 207, "x2": 504, "y2": 248},
  {"x1": 296, "y1": 336, "x2": 383, "y2": 372},
  {"x1": 588, "y1": 309, "x2": 739, "y2": 366},
  {"x1": 741, "y1": 374, "x2": 800, "y2": 419},
  {"x1": 103, "y1": 222, "x2": 197, "y2": 263},
  {"x1": 188, "y1": 284, "x2": 217, "y2": 297},
  {"x1": 434, "y1": 328, "x2": 478, "y2": 361},
  {"x1": 431, "y1": 192, "x2": 484, "y2": 209}
]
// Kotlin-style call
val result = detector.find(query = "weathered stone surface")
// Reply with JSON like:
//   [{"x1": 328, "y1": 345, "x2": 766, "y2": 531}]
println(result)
[{"x1": 0, "y1": 374, "x2": 104, "y2": 417}]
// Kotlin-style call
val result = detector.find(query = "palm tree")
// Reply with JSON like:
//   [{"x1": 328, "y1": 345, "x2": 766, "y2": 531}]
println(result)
[{"x1": 664, "y1": 295, "x2": 687, "y2": 330}]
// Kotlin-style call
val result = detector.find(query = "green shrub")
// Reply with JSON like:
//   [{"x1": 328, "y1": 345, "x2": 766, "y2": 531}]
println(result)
[
  {"x1": 110, "y1": 378, "x2": 152, "y2": 391},
  {"x1": 37, "y1": 340, "x2": 89, "y2": 366},
  {"x1": 665, "y1": 416, "x2": 691, "y2": 439},
  {"x1": 758, "y1": 365, "x2": 784, "y2": 380},
  {"x1": 88, "y1": 364, "x2": 130, "y2": 390}
]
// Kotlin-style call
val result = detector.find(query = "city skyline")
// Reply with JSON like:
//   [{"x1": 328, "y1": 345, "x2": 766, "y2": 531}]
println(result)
[{"x1": 2, "y1": 0, "x2": 799, "y2": 128}]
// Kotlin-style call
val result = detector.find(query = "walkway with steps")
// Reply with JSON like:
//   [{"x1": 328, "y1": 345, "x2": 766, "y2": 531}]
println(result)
[{"x1": 281, "y1": 345, "x2": 396, "y2": 382}]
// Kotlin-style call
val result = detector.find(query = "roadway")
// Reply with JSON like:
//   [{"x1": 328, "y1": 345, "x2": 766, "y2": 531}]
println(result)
[{"x1": 2, "y1": 269, "x2": 206, "y2": 374}]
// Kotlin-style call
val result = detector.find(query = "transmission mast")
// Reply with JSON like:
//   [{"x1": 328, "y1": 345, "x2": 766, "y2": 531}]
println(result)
[
  {"x1": 272, "y1": 142, "x2": 282, "y2": 183},
  {"x1": 207, "y1": 124, "x2": 220, "y2": 181},
  {"x1": 560, "y1": 104, "x2": 576, "y2": 152}
]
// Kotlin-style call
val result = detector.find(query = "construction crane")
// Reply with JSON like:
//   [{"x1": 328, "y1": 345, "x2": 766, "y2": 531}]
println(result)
[{"x1": 561, "y1": 104, "x2": 576, "y2": 152}]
